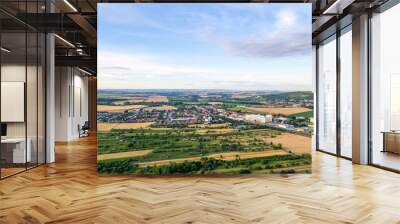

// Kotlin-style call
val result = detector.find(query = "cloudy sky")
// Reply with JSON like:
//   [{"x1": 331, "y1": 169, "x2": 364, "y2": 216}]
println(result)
[{"x1": 98, "y1": 3, "x2": 312, "y2": 91}]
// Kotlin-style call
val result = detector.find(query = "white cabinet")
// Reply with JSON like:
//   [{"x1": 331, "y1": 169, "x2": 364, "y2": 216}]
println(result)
[{"x1": 1, "y1": 138, "x2": 32, "y2": 163}]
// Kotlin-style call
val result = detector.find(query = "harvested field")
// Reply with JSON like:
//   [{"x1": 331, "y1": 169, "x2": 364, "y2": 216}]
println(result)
[
  {"x1": 246, "y1": 106, "x2": 311, "y2": 116},
  {"x1": 98, "y1": 123, "x2": 119, "y2": 131},
  {"x1": 144, "y1": 96, "x2": 168, "y2": 102},
  {"x1": 261, "y1": 132, "x2": 311, "y2": 154},
  {"x1": 97, "y1": 105, "x2": 147, "y2": 112},
  {"x1": 138, "y1": 150, "x2": 288, "y2": 167},
  {"x1": 113, "y1": 99, "x2": 143, "y2": 105},
  {"x1": 113, "y1": 96, "x2": 168, "y2": 105},
  {"x1": 98, "y1": 150, "x2": 153, "y2": 161},
  {"x1": 209, "y1": 150, "x2": 288, "y2": 160},
  {"x1": 98, "y1": 122, "x2": 154, "y2": 131}
]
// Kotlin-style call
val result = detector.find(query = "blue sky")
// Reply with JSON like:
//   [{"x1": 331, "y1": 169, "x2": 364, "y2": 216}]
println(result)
[{"x1": 98, "y1": 3, "x2": 312, "y2": 91}]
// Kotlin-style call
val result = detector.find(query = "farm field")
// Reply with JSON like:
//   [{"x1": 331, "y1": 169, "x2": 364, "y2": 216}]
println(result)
[
  {"x1": 98, "y1": 150, "x2": 153, "y2": 161},
  {"x1": 189, "y1": 123, "x2": 229, "y2": 128},
  {"x1": 97, "y1": 104, "x2": 147, "y2": 112},
  {"x1": 194, "y1": 127, "x2": 234, "y2": 134},
  {"x1": 261, "y1": 133, "x2": 311, "y2": 154},
  {"x1": 113, "y1": 95, "x2": 169, "y2": 105},
  {"x1": 291, "y1": 110, "x2": 314, "y2": 118},
  {"x1": 97, "y1": 126, "x2": 311, "y2": 174},
  {"x1": 97, "y1": 122, "x2": 154, "y2": 131},
  {"x1": 138, "y1": 150, "x2": 288, "y2": 167},
  {"x1": 232, "y1": 106, "x2": 312, "y2": 116}
]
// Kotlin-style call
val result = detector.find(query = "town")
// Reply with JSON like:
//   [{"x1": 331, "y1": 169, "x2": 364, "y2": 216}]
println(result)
[{"x1": 97, "y1": 90, "x2": 313, "y2": 135}]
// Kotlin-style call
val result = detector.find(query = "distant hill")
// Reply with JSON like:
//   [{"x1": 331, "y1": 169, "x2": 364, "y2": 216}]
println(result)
[
  {"x1": 98, "y1": 89, "x2": 278, "y2": 94},
  {"x1": 264, "y1": 91, "x2": 313, "y2": 101}
]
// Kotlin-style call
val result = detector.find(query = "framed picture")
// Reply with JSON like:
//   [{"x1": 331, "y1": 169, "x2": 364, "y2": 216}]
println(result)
[{"x1": 97, "y1": 3, "x2": 312, "y2": 175}]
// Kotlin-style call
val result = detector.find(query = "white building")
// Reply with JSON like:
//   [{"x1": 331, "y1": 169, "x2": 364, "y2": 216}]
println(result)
[
  {"x1": 244, "y1": 114, "x2": 266, "y2": 124},
  {"x1": 265, "y1": 114, "x2": 273, "y2": 123}
]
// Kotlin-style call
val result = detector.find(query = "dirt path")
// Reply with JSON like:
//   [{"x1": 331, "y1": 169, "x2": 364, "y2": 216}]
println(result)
[
  {"x1": 138, "y1": 150, "x2": 288, "y2": 167},
  {"x1": 97, "y1": 150, "x2": 153, "y2": 161}
]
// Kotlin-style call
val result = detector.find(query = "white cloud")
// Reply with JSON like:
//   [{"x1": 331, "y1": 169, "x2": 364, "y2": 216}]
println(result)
[
  {"x1": 99, "y1": 51, "x2": 219, "y2": 78},
  {"x1": 276, "y1": 9, "x2": 297, "y2": 27},
  {"x1": 98, "y1": 51, "x2": 311, "y2": 91}
]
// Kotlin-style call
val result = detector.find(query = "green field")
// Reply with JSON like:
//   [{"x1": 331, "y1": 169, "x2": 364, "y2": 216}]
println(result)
[
  {"x1": 290, "y1": 110, "x2": 314, "y2": 118},
  {"x1": 97, "y1": 127, "x2": 311, "y2": 175},
  {"x1": 98, "y1": 128, "x2": 282, "y2": 158}
]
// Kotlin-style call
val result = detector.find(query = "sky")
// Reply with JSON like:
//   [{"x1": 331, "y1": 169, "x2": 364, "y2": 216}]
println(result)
[{"x1": 98, "y1": 3, "x2": 312, "y2": 91}]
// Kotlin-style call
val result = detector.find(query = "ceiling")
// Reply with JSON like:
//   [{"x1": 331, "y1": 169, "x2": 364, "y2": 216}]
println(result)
[{"x1": 0, "y1": 0, "x2": 393, "y2": 75}]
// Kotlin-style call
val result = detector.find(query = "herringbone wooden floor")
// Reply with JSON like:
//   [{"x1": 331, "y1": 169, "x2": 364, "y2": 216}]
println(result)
[{"x1": 1, "y1": 136, "x2": 400, "y2": 224}]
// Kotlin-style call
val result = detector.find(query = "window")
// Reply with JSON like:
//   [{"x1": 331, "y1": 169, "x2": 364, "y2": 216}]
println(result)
[
  {"x1": 317, "y1": 36, "x2": 337, "y2": 154},
  {"x1": 370, "y1": 3, "x2": 400, "y2": 171},
  {"x1": 339, "y1": 27, "x2": 352, "y2": 158},
  {"x1": 0, "y1": 2, "x2": 46, "y2": 179}
]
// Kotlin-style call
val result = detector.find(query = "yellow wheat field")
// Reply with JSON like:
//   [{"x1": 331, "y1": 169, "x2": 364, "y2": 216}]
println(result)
[
  {"x1": 246, "y1": 107, "x2": 311, "y2": 116},
  {"x1": 97, "y1": 105, "x2": 147, "y2": 112},
  {"x1": 261, "y1": 133, "x2": 311, "y2": 154},
  {"x1": 97, "y1": 122, "x2": 154, "y2": 131}
]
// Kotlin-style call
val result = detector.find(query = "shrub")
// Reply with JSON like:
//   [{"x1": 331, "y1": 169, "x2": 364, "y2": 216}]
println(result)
[
  {"x1": 280, "y1": 169, "x2": 296, "y2": 174},
  {"x1": 238, "y1": 169, "x2": 251, "y2": 174}
]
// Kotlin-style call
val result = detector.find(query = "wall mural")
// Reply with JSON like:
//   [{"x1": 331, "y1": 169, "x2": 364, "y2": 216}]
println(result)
[{"x1": 97, "y1": 3, "x2": 313, "y2": 175}]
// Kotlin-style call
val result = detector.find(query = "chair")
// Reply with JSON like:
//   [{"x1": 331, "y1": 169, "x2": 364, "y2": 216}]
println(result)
[{"x1": 79, "y1": 121, "x2": 90, "y2": 138}]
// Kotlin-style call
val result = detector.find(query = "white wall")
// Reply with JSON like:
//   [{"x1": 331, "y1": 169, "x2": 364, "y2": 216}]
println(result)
[
  {"x1": 72, "y1": 73, "x2": 89, "y2": 138},
  {"x1": 55, "y1": 67, "x2": 89, "y2": 141},
  {"x1": 55, "y1": 67, "x2": 70, "y2": 141}
]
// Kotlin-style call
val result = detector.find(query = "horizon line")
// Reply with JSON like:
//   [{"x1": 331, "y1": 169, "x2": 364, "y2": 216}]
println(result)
[{"x1": 97, "y1": 88, "x2": 313, "y2": 92}]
